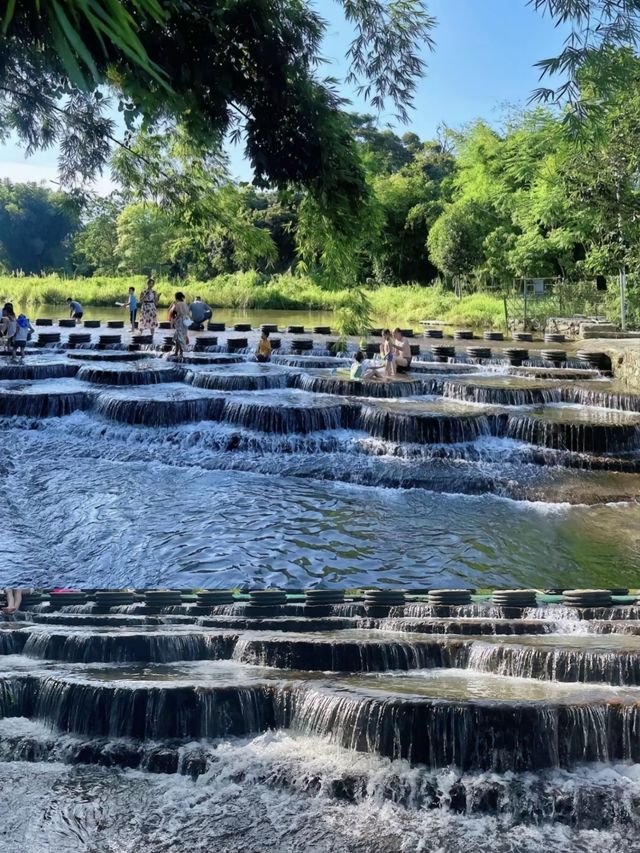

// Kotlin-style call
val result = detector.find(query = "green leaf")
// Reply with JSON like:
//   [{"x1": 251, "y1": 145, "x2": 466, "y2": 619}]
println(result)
[
  {"x1": 2, "y1": 0, "x2": 17, "y2": 35},
  {"x1": 49, "y1": 16, "x2": 90, "y2": 89},
  {"x1": 50, "y1": 0, "x2": 99, "y2": 83}
]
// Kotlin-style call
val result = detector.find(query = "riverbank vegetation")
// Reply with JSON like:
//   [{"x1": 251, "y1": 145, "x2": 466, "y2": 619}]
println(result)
[
  {"x1": 2, "y1": 272, "x2": 625, "y2": 330},
  {"x1": 2, "y1": 4, "x2": 640, "y2": 330}
]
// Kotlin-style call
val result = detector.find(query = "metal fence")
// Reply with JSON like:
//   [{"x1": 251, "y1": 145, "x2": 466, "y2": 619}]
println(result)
[{"x1": 500, "y1": 278, "x2": 613, "y2": 330}]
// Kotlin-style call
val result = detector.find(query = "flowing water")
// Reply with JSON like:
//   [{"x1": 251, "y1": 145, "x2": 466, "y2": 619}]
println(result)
[
  {"x1": 1, "y1": 347, "x2": 640, "y2": 588},
  {"x1": 2, "y1": 338, "x2": 640, "y2": 851}
]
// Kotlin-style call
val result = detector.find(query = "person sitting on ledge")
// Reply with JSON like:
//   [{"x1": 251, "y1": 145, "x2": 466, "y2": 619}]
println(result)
[
  {"x1": 392, "y1": 327, "x2": 412, "y2": 371},
  {"x1": 66, "y1": 297, "x2": 84, "y2": 320},
  {"x1": 189, "y1": 296, "x2": 212, "y2": 331},
  {"x1": 3, "y1": 588, "x2": 31, "y2": 614},
  {"x1": 256, "y1": 328, "x2": 272, "y2": 363},
  {"x1": 350, "y1": 350, "x2": 386, "y2": 381}
]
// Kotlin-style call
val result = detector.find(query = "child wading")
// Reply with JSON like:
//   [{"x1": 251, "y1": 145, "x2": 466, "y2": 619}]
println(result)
[
  {"x1": 124, "y1": 287, "x2": 138, "y2": 332},
  {"x1": 13, "y1": 314, "x2": 34, "y2": 358},
  {"x1": 256, "y1": 329, "x2": 272, "y2": 362},
  {"x1": 380, "y1": 329, "x2": 396, "y2": 377}
]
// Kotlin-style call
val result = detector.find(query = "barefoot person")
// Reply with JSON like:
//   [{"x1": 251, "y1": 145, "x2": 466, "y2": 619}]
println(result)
[
  {"x1": 3, "y1": 588, "x2": 30, "y2": 613},
  {"x1": 169, "y1": 291, "x2": 190, "y2": 359},
  {"x1": 256, "y1": 329, "x2": 272, "y2": 363},
  {"x1": 392, "y1": 328, "x2": 412, "y2": 371},
  {"x1": 380, "y1": 329, "x2": 396, "y2": 377},
  {"x1": 139, "y1": 277, "x2": 158, "y2": 336}
]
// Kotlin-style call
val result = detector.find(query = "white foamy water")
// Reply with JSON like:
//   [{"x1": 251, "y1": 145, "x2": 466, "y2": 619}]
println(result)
[{"x1": 1, "y1": 731, "x2": 640, "y2": 852}]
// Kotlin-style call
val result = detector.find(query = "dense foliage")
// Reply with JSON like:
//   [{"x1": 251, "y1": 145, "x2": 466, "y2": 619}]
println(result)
[
  {"x1": 0, "y1": 181, "x2": 81, "y2": 273},
  {"x1": 2, "y1": 0, "x2": 640, "y2": 327},
  {"x1": 0, "y1": 0, "x2": 432, "y2": 244}
]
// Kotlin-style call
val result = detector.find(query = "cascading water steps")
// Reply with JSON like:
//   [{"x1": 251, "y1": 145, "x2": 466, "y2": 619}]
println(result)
[
  {"x1": 2, "y1": 345, "x2": 640, "y2": 850},
  {"x1": 3, "y1": 590, "x2": 640, "y2": 849}
]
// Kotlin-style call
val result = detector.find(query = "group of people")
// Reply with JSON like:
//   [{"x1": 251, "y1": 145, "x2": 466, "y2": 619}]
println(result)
[
  {"x1": 74, "y1": 278, "x2": 214, "y2": 359},
  {"x1": 116, "y1": 277, "x2": 170, "y2": 334},
  {"x1": 2, "y1": 279, "x2": 412, "y2": 372},
  {"x1": 1, "y1": 302, "x2": 34, "y2": 357},
  {"x1": 351, "y1": 328, "x2": 412, "y2": 381}
]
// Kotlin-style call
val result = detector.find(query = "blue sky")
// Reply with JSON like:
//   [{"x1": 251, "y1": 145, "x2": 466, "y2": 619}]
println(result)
[{"x1": 0, "y1": 0, "x2": 568, "y2": 188}]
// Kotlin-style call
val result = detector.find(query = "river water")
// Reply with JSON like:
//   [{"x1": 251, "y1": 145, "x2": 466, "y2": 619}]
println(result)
[
  {"x1": 2, "y1": 331, "x2": 640, "y2": 852},
  {"x1": 1, "y1": 341, "x2": 640, "y2": 588},
  {"x1": 4, "y1": 417, "x2": 640, "y2": 588},
  {"x1": 3, "y1": 738, "x2": 637, "y2": 853},
  {"x1": 36, "y1": 304, "x2": 341, "y2": 331}
]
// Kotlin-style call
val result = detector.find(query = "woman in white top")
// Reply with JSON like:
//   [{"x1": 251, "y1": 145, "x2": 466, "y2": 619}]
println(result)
[
  {"x1": 169, "y1": 291, "x2": 191, "y2": 358},
  {"x1": 139, "y1": 277, "x2": 158, "y2": 335}
]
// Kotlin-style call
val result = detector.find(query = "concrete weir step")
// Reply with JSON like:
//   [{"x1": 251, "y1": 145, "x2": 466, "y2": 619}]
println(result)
[{"x1": 0, "y1": 665, "x2": 639, "y2": 771}]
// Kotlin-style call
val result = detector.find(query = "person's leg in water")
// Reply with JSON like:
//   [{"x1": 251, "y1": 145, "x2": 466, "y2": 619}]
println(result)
[
  {"x1": 385, "y1": 352, "x2": 396, "y2": 378},
  {"x1": 3, "y1": 588, "x2": 15, "y2": 613},
  {"x1": 362, "y1": 366, "x2": 386, "y2": 381},
  {"x1": 172, "y1": 329, "x2": 185, "y2": 360}
]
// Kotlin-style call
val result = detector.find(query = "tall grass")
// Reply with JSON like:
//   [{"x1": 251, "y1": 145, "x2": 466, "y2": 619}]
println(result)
[
  {"x1": 0, "y1": 272, "x2": 346, "y2": 311},
  {"x1": 2, "y1": 271, "x2": 632, "y2": 328}
]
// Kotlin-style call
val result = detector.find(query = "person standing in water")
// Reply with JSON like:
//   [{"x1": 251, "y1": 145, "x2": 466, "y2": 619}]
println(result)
[
  {"x1": 256, "y1": 329, "x2": 272, "y2": 362},
  {"x1": 169, "y1": 291, "x2": 191, "y2": 359},
  {"x1": 380, "y1": 329, "x2": 396, "y2": 377},
  {"x1": 124, "y1": 287, "x2": 138, "y2": 332},
  {"x1": 1, "y1": 303, "x2": 17, "y2": 354},
  {"x1": 66, "y1": 298, "x2": 84, "y2": 319},
  {"x1": 13, "y1": 314, "x2": 34, "y2": 357},
  {"x1": 392, "y1": 328, "x2": 412, "y2": 371},
  {"x1": 139, "y1": 277, "x2": 158, "y2": 336}
]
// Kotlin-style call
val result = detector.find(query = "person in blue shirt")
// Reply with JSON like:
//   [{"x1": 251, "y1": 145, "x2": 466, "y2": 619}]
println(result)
[
  {"x1": 125, "y1": 287, "x2": 138, "y2": 331},
  {"x1": 13, "y1": 314, "x2": 34, "y2": 357},
  {"x1": 66, "y1": 298, "x2": 83, "y2": 319},
  {"x1": 189, "y1": 296, "x2": 212, "y2": 330}
]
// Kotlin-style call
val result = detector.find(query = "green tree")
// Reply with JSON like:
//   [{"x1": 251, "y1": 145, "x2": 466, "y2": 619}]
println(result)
[
  {"x1": 1, "y1": 1, "x2": 433, "y2": 237},
  {"x1": 369, "y1": 140, "x2": 456, "y2": 283},
  {"x1": 557, "y1": 51, "x2": 640, "y2": 326},
  {"x1": 0, "y1": 180, "x2": 81, "y2": 273},
  {"x1": 115, "y1": 202, "x2": 174, "y2": 274},
  {"x1": 72, "y1": 195, "x2": 122, "y2": 275},
  {"x1": 532, "y1": 1, "x2": 640, "y2": 126},
  {"x1": 348, "y1": 114, "x2": 416, "y2": 175},
  {"x1": 429, "y1": 114, "x2": 586, "y2": 285},
  {"x1": 427, "y1": 200, "x2": 489, "y2": 284},
  {"x1": 111, "y1": 127, "x2": 277, "y2": 277}
]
